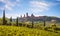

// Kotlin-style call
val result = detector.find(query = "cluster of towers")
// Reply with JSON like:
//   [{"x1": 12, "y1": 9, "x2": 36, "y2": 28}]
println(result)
[{"x1": 20, "y1": 13, "x2": 35, "y2": 18}]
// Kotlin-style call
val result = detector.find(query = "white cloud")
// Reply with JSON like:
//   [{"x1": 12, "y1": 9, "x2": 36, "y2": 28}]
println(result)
[
  {"x1": 5, "y1": 13, "x2": 20, "y2": 18},
  {"x1": 56, "y1": 0, "x2": 60, "y2": 1},
  {"x1": 0, "y1": 0, "x2": 20, "y2": 10},
  {"x1": 0, "y1": 13, "x2": 20, "y2": 18},
  {"x1": 29, "y1": 1, "x2": 51, "y2": 13},
  {"x1": 5, "y1": 5, "x2": 12, "y2": 10}
]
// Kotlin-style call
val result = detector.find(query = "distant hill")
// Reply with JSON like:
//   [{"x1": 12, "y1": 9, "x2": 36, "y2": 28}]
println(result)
[{"x1": 12, "y1": 16, "x2": 60, "y2": 22}]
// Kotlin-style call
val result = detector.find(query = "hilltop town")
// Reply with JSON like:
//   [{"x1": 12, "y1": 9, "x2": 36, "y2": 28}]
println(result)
[{"x1": 13, "y1": 12, "x2": 60, "y2": 22}]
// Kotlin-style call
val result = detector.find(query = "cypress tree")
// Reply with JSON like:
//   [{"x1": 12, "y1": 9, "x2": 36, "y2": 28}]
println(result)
[
  {"x1": 31, "y1": 14, "x2": 34, "y2": 28},
  {"x1": 43, "y1": 16, "x2": 46, "y2": 27},
  {"x1": 44, "y1": 19, "x2": 45, "y2": 26},
  {"x1": 10, "y1": 17, "x2": 12, "y2": 22},
  {"x1": 32, "y1": 20, "x2": 34, "y2": 28},
  {"x1": 16, "y1": 17, "x2": 19, "y2": 26},
  {"x1": 3, "y1": 10, "x2": 6, "y2": 25},
  {"x1": 10, "y1": 17, "x2": 12, "y2": 25}
]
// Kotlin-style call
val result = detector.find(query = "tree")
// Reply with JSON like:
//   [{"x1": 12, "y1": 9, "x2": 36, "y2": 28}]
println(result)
[
  {"x1": 31, "y1": 14, "x2": 34, "y2": 28},
  {"x1": 3, "y1": 10, "x2": 7, "y2": 25},
  {"x1": 31, "y1": 20, "x2": 34, "y2": 28},
  {"x1": 10, "y1": 17, "x2": 12, "y2": 25},
  {"x1": 16, "y1": 17, "x2": 19, "y2": 26},
  {"x1": 43, "y1": 16, "x2": 46, "y2": 27}
]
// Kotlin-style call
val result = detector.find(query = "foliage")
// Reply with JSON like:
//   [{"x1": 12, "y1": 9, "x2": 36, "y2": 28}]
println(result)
[
  {"x1": 16, "y1": 17, "x2": 19, "y2": 26},
  {"x1": 3, "y1": 10, "x2": 6, "y2": 25}
]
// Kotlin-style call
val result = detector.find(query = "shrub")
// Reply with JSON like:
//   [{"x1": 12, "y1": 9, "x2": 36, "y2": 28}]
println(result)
[
  {"x1": 51, "y1": 24, "x2": 56, "y2": 29},
  {"x1": 54, "y1": 27, "x2": 60, "y2": 31},
  {"x1": 44, "y1": 27, "x2": 49, "y2": 31},
  {"x1": 11, "y1": 22, "x2": 16, "y2": 26},
  {"x1": 19, "y1": 22, "x2": 23, "y2": 26},
  {"x1": 27, "y1": 24, "x2": 32, "y2": 28}
]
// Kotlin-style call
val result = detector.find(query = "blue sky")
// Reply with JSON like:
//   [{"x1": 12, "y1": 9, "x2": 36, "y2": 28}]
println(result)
[{"x1": 0, "y1": 0, "x2": 60, "y2": 18}]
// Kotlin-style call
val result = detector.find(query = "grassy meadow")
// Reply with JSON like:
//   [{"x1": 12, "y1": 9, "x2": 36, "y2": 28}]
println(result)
[{"x1": 0, "y1": 23, "x2": 60, "y2": 36}]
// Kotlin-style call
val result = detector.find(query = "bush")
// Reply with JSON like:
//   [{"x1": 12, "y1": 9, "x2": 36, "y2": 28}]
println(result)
[
  {"x1": 11, "y1": 22, "x2": 16, "y2": 26},
  {"x1": 44, "y1": 27, "x2": 49, "y2": 31},
  {"x1": 51, "y1": 24, "x2": 56, "y2": 27},
  {"x1": 50, "y1": 24, "x2": 56, "y2": 30},
  {"x1": 44, "y1": 27, "x2": 53, "y2": 32},
  {"x1": 54, "y1": 27, "x2": 60, "y2": 31},
  {"x1": 27, "y1": 24, "x2": 32, "y2": 28},
  {"x1": 19, "y1": 22, "x2": 23, "y2": 26}
]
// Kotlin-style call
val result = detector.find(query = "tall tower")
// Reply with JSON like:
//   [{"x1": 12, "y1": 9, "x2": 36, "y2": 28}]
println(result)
[
  {"x1": 24, "y1": 14, "x2": 25, "y2": 18},
  {"x1": 26, "y1": 13, "x2": 28, "y2": 17},
  {"x1": 31, "y1": 13, "x2": 34, "y2": 17},
  {"x1": 21, "y1": 15, "x2": 22, "y2": 18}
]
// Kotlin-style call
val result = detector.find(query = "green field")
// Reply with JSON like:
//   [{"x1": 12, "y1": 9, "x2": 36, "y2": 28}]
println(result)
[{"x1": 0, "y1": 25, "x2": 60, "y2": 36}]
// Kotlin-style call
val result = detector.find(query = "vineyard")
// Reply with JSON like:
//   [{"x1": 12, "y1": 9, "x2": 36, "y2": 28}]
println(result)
[{"x1": 0, "y1": 25, "x2": 60, "y2": 36}]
